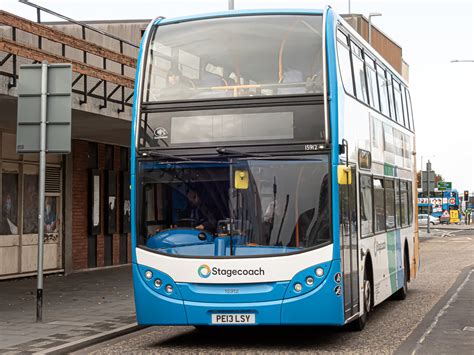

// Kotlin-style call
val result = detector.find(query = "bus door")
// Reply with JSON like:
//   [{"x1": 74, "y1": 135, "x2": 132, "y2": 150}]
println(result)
[{"x1": 339, "y1": 164, "x2": 360, "y2": 320}]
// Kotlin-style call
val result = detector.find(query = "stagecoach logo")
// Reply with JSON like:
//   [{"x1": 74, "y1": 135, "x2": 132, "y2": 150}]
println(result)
[
  {"x1": 197, "y1": 264, "x2": 265, "y2": 279},
  {"x1": 153, "y1": 127, "x2": 168, "y2": 139},
  {"x1": 198, "y1": 264, "x2": 211, "y2": 278}
]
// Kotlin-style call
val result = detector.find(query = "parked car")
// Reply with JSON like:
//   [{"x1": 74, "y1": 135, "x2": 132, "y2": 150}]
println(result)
[{"x1": 418, "y1": 214, "x2": 440, "y2": 225}]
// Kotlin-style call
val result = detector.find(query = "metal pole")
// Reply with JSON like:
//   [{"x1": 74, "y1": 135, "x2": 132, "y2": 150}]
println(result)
[
  {"x1": 426, "y1": 160, "x2": 431, "y2": 234},
  {"x1": 368, "y1": 13, "x2": 382, "y2": 45},
  {"x1": 228, "y1": 0, "x2": 234, "y2": 10},
  {"x1": 36, "y1": 61, "x2": 48, "y2": 322},
  {"x1": 348, "y1": 0, "x2": 351, "y2": 13},
  {"x1": 368, "y1": 18, "x2": 372, "y2": 44}
]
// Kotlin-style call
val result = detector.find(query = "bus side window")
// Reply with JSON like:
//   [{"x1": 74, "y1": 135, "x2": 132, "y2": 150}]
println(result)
[
  {"x1": 350, "y1": 41, "x2": 368, "y2": 104},
  {"x1": 337, "y1": 30, "x2": 354, "y2": 96},
  {"x1": 387, "y1": 74, "x2": 396, "y2": 121},
  {"x1": 400, "y1": 181, "x2": 409, "y2": 227},
  {"x1": 359, "y1": 175, "x2": 373, "y2": 236},
  {"x1": 384, "y1": 179, "x2": 395, "y2": 230},
  {"x1": 401, "y1": 87, "x2": 411, "y2": 130},
  {"x1": 395, "y1": 179, "x2": 401, "y2": 228},
  {"x1": 376, "y1": 65, "x2": 390, "y2": 117},
  {"x1": 407, "y1": 181, "x2": 413, "y2": 225},
  {"x1": 365, "y1": 56, "x2": 379, "y2": 111},
  {"x1": 393, "y1": 80, "x2": 405, "y2": 126},
  {"x1": 406, "y1": 89, "x2": 415, "y2": 131},
  {"x1": 373, "y1": 178, "x2": 385, "y2": 232}
]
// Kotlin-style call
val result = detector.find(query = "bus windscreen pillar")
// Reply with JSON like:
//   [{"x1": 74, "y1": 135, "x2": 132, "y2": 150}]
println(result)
[{"x1": 16, "y1": 62, "x2": 72, "y2": 322}]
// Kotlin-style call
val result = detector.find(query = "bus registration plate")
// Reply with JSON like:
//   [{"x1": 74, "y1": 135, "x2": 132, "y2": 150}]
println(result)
[{"x1": 211, "y1": 313, "x2": 255, "y2": 324}]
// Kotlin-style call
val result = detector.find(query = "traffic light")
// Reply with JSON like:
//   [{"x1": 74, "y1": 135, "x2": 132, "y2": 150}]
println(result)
[{"x1": 464, "y1": 190, "x2": 469, "y2": 201}]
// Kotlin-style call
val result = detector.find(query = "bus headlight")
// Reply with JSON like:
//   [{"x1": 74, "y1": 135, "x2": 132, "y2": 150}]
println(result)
[
  {"x1": 306, "y1": 276, "x2": 314, "y2": 286},
  {"x1": 315, "y1": 267, "x2": 324, "y2": 277},
  {"x1": 165, "y1": 284, "x2": 173, "y2": 293},
  {"x1": 294, "y1": 282, "x2": 303, "y2": 292},
  {"x1": 145, "y1": 270, "x2": 153, "y2": 280},
  {"x1": 154, "y1": 279, "x2": 162, "y2": 288}
]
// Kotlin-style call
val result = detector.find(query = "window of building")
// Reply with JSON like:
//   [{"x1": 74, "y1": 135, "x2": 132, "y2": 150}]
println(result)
[
  {"x1": 360, "y1": 175, "x2": 373, "y2": 236},
  {"x1": 337, "y1": 32, "x2": 354, "y2": 96},
  {"x1": 105, "y1": 145, "x2": 114, "y2": 170},
  {"x1": 23, "y1": 169, "x2": 39, "y2": 234},
  {"x1": 373, "y1": 178, "x2": 385, "y2": 232},
  {"x1": 120, "y1": 147, "x2": 129, "y2": 171},
  {"x1": 0, "y1": 172, "x2": 19, "y2": 235},
  {"x1": 377, "y1": 65, "x2": 390, "y2": 116},
  {"x1": 365, "y1": 56, "x2": 379, "y2": 111},
  {"x1": 351, "y1": 42, "x2": 368, "y2": 104}
]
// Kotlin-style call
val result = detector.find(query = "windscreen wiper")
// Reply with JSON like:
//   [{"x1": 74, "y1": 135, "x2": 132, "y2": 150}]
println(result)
[
  {"x1": 139, "y1": 151, "x2": 192, "y2": 161},
  {"x1": 216, "y1": 147, "x2": 270, "y2": 158}
]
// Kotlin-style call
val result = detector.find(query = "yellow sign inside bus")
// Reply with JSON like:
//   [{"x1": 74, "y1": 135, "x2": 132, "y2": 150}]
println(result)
[
  {"x1": 234, "y1": 170, "x2": 249, "y2": 189},
  {"x1": 337, "y1": 165, "x2": 352, "y2": 185}
]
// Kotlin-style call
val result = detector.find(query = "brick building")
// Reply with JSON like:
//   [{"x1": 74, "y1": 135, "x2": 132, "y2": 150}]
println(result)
[{"x1": 0, "y1": 7, "x2": 148, "y2": 278}]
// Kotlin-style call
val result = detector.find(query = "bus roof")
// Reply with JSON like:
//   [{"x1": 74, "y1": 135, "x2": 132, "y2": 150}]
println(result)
[{"x1": 156, "y1": 9, "x2": 325, "y2": 25}]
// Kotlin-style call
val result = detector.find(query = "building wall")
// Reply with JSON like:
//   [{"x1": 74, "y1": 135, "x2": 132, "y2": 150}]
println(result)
[
  {"x1": 342, "y1": 15, "x2": 404, "y2": 75},
  {"x1": 71, "y1": 139, "x2": 130, "y2": 271}
]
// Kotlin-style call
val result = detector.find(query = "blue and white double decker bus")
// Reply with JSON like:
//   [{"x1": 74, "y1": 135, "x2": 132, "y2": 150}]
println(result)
[{"x1": 131, "y1": 8, "x2": 419, "y2": 330}]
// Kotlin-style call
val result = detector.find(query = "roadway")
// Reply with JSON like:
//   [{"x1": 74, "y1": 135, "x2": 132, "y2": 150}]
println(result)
[{"x1": 75, "y1": 228, "x2": 473, "y2": 354}]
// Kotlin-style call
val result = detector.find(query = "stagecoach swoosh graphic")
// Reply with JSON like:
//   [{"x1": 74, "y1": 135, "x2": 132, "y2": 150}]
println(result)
[{"x1": 198, "y1": 264, "x2": 211, "y2": 278}]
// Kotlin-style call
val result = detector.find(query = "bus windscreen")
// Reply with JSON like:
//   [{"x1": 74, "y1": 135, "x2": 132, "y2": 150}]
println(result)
[
  {"x1": 144, "y1": 15, "x2": 323, "y2": 102},
  {"x1": 137, "y1": 157, "x2": 330, "y2": 257}
]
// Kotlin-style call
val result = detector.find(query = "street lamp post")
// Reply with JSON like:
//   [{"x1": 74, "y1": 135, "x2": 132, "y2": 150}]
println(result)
[
  {"x1": 228, "y1": 0, "x2": 234, "y2": 10},
  {"x1": 426, "y1": 160, "x2": 432, "y2": 234},
  {"x1": 420, "y1": 155, "x2": 435, "y2": 233},
  {"x1": 368, "y1": 13, "x2": 382, "y2": 45}
]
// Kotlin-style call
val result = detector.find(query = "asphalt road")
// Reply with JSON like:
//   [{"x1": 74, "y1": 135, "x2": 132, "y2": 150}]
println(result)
[{"x1": 78, "y1": 229, "x2": 474, "y2": 354}]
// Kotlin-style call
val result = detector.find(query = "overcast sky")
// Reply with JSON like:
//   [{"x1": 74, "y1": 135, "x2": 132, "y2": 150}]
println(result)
[{"x1": 3, "y1": 0, "x2": 474, "y2": 192}]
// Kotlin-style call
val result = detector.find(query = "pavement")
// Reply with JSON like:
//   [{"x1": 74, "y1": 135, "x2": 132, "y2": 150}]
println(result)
[
  {"x1": 0, "y1": 266, "x2": 136, "y2": 354},
  {"x1": 1, "y1": 228, "x2": 473, "y2": 354}
]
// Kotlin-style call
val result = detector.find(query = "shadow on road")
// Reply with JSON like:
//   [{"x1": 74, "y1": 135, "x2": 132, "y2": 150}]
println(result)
[{"x1": 156, "y1": 325, "x2": 345, "y2": 350}]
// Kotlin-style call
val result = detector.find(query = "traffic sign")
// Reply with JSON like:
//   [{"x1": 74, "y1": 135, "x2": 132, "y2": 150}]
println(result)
[
  {"x1": 16, "y1": 62, "x2": 72, "y2": 323},
  {"x1": 17, "y1": 63, "x2": 72, "y2": 153},
  {"x1": 449, "y1": 197, "x2": 456, "y2": 205},
  {"x1": 437, "y1": 181, "x2": 452, "y2": 190}
]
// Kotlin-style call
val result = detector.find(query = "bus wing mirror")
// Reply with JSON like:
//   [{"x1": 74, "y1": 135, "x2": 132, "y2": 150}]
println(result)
[
  {"x1": 234, "y1": 170, "x2": 249, "y2": 189},
  {"x1": 337, "y1": 165, "x2": 352, "y2": 185}
]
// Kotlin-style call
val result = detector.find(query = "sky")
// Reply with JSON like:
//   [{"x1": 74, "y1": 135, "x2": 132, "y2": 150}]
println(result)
[{"x1": 3, "y1": 0, "x2": 474, "y2": 192}]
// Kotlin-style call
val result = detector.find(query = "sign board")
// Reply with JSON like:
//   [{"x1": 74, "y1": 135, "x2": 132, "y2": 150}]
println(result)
[
  {"x1": 421, "y1": 171, "x2": 435, "y2": 193},
  {"x1": 17, "y1": 64, "x2": 72, "y2": 154},
  {"x1": 450, "y1": 210, "x2": 460, "y2": 223},
  {"x1": 437, "y1": 181, "x2": 452, "y2": 191}
]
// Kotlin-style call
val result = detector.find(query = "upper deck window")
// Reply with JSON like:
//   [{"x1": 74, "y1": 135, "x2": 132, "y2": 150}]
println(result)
[{"x1": 144, "y1": 15, "x2": 323, "y2": 102}]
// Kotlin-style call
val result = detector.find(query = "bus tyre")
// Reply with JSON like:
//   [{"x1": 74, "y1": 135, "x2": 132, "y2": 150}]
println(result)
[
  {"x1": 393, "y1": 250, "x2": 409, "y2": 300},
  {"x1": 350, "y1": 268, "x2": 371, "y2": 331}
]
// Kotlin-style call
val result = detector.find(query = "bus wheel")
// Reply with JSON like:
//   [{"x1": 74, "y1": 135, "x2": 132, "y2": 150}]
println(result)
[
  {"x1": 393, "y1": 249, "x2": 409, "y2": 300},
  {"x1": 350, "y1": 268, "x2": 371, "y2": 331}
]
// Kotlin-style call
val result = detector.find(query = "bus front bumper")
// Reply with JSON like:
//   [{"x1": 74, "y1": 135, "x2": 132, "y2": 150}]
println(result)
[{"x1": 133, "y1": 262, "x2": 345, "y2": 326}]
